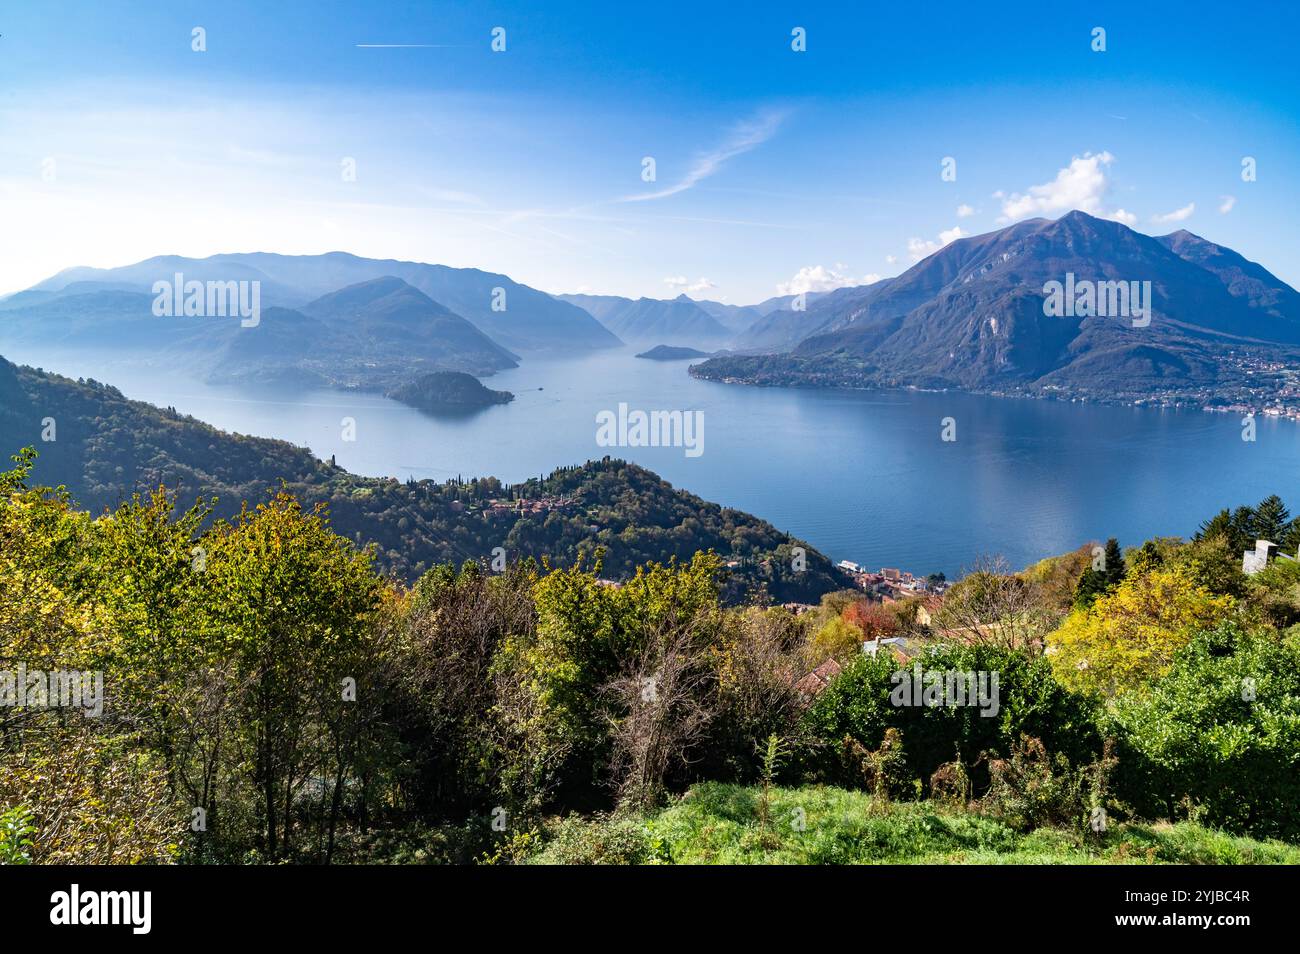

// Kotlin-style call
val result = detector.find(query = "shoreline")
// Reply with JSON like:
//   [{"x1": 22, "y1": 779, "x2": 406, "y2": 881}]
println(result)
[{"x1": 688, "y1": 365, "x2": 1300, "y2": 421}]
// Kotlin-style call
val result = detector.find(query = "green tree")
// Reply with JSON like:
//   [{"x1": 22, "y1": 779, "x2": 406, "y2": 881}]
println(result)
[
  {"x1": 1197, "y1": 508, "x2": 1252, "y2": 555},
  {"x1": 1251, "y1": 495, "x2": 1290, "y2": 543},
  {"x1": 1279, "y1": 516, "x2": 1300, "y2": 555},
  {"x1": 493, "y1": 552, "x2": 723, "y2": 813},
  {"x1": 85, "y1": 488, "x2": 213, "y2": 809},
  {"x1": 0, "y1": 451, "x2": 182, "y2": 864},
  {"x1": 1102, "y1": 538, "x2": 1126, "y2": 588},
  {"x1": 1049, "y1": 567, "x2": 1236, "y2": 695},
  {"x1": 203, "y1": 492, "x2": 382, "y2": 861},
  {"x1": 1128, "y1": 539, "x2": 1168, "y2": 576}
]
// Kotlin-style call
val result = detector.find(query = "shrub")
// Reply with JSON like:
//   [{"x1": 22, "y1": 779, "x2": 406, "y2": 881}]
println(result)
[
  {"x1": 929, "y1": 747, "x2": 973, "y2": 807},
  {"x1": 981, "y1": 736, "x2": 1116, "y2": 835},
  {"x1": 801, "y1": 644, "x2": 1102, "y2": 797},
  {"x1": 1109, "y1": 623, "x2": 1300, "y2": 841},
  {"x1": 839, "y1": 727, "x2": 914, "y2": 802},
  {"x1": 530, "y1": 814, "x2": 656, "y2": 865},
  {"x1": 1246, "y1": 558, "x2": 1300, "y2": 628},
  {"x1": 0, "y1": 805, "x2": 35, "y2": 865},
  {"x1": 810, "y1": 615, "x2": 864, "y2": 663},
  {"x1": 1048, "y1": 567, "x2": 1235, "y2": 696}
]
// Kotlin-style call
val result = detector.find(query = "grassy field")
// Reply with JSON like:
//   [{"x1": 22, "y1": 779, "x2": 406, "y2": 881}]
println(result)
[{"x1": 526, "y1": 783, "x2": 1300, "y2": 865}]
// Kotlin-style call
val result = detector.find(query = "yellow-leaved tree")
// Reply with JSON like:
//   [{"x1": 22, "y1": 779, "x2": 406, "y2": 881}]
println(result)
[{"x1": 1047, "y1": 567, "x2": 1234, "y2": 695}]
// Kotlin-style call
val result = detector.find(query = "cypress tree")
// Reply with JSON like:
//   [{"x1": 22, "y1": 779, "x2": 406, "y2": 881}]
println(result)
[{"x1": 1102, "y1": 537, "x2": 1126, "y2": 588}]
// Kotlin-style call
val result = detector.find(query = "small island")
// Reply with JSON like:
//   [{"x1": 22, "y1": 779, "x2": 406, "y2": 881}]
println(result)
[
  {"x1": 635, "y1": 344, "x2": 713, "y2": 361},
  {"x1": 387, "y1": 371, "x2": 514, "y2": 412}
]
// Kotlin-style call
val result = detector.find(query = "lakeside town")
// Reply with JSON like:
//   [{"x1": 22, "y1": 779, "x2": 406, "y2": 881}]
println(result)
[
  {"x1": 834, "y1": 560, "x2": 950, "y2": 599},
  {"x1": 887, "y1": 352, "x2": 1300, "y2": 418}
]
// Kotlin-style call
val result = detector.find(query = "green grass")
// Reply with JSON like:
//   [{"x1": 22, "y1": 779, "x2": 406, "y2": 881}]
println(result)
[{"x1": 526, "y1": 782, "x2": 1300, "y2": 865}]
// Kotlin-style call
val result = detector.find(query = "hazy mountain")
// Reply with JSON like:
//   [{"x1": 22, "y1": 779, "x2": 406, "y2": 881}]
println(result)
[
  {"x1": 693, "y1": 211, "x2": 1300, "y2": 402},
  {"x1": 679, "y1": 293, "x2": 836, "y2": 331},
  {"x1": 604, "y1": 298, "x2": 731, "y2": 344},
  {"x1": 561, "y1": 293, "x2": 753, "y2": 329},
  {"x1": 0, "y1": 276, "x2": 520, "y2": 388},
  {"x1": 298, "y1": 277, "x2": 518, "y2": 370},
  {"x1": 558, "y1": 293, "x2": 731, "y2": 345},
  {"x1": 207, "y1": 277, "x2": 521, "y2": 386},
  {"x1": 553, "y1": 293, "x2": 633, "y2": 323},
  {"x1": 732, "y1": 285, "x2": 883, "y2": 352},
  {"x1": 557, "y1": 291, "x2": 830, "y2": 343},
  {"x1": 0, "y1": 290, "x2": 171, "y2": 350},
  {"x1": 686, "y1": 297, "x2": 764, "y2": 333},
  {"x1": 206, "y1": 305, "x2": 336, "y2": 387},
  {"x1": 28, "y1": 251, "x2": 621, "y2": 353},
  {"x1": 753, "y1": 291, "x2": 830, "y2": 316}
]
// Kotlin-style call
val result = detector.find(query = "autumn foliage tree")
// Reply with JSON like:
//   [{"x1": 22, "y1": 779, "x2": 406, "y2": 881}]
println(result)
[{"x1": 1048, "y1": 567, "x2": 1235, "y2": 695}]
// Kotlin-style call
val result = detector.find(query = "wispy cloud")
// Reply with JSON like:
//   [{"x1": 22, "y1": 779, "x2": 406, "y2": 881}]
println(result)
[
  {"x1": 906, "y1": 226, "x2": 966, "y2": 261},
  {"x1": 1219, "y1": 195, "x2": 1236, "y2": 214},
  {"x1": 620, "y1": 109, "x2": 787, "y2": 203},
  {"x1": 1151, "y1": 202, "x2": 1195, "y2": 224},
  {"x1": 664, "y1": 275, "x2": 716, "y2": 293}
]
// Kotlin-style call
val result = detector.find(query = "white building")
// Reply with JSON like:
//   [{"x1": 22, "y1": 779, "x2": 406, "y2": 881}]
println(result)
[{"x1": 1243, "y1": 539, "x2": 1287, "y2": 575}]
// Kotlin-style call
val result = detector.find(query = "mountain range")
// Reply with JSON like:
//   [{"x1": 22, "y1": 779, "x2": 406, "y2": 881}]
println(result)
[
  {"x1": 9, "y1": 251, "x2": 620, "y2": 354},
  {"x1": 557, "y1": 293, "x2": 734, "y2": 346},
  {"x1": 691, "y1": 211, "x2": 1300, "y2": 403},
  {"x1": 0, "y1": 275, "x2": 522, "y2": 389},
  {"x1": 555, "y1": 290, "x2": 818, "y2": 344},
  {"x1": 5, "y1": 213, "x2": 1297, "y2": 405}
]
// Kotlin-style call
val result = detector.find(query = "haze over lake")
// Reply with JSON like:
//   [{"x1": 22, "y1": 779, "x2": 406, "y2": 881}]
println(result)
[{"x1": 10, "y1": 344, "x2": 1300, "y2": 578}]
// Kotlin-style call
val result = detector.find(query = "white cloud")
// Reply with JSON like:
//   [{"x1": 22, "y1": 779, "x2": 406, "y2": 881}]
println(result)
[
  {"x1": 775, "y1": 265, "x2": 880, "y2": 296},
  {"x1": 907, "y1": 238, "x2": 935, "y2": 260},
  {"x1": 621, "y1": 109, "x2": 787, "y2": 202},
  {"x1": 998, "y1": 152, "x2": 1124, "y2": 222},
  {"x1": 663, "y1": 275, "x2": 716, "y2": 293},
  {"x1": 1151, "y1": 202, "x2": 1195, "y2": 224},
  {"x1": 885, "y1": 254, "x2": 898, "y2": 265},
  {"x1": 1219, "y1": 195, "x2": 1236, "y2": 214},
  {"x1": 906, "y1": 226, "x2": 966, "y2": 262},
  {"x1": 956, "y1": 203, "x2": 975, "y2": 218},
  {"x1": 1106, "y1": 208, "x2": 1138, "y2": 226}
]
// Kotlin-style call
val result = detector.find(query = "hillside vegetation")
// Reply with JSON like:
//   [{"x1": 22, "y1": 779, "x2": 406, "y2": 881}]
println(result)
[
  {"x1": 0, "y1": 357, "x2": 844, "y2": 600},
  {"x1": 4, "y1": 436, "x2": 1300, "y2": 864}
]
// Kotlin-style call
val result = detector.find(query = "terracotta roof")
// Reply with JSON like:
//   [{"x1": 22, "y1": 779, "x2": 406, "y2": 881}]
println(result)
[{"x1": 795, "y1": 657, "x2": 843, "y2": 696}]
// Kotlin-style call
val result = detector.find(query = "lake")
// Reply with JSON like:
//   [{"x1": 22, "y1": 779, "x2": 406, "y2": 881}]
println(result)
[{"x1": 8, "y1": 344, "x2": 1299, "y2": 577}]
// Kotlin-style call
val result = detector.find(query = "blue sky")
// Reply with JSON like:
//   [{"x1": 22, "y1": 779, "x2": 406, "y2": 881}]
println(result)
[{"x1": 2, "y1": 0, "x2": 1297, "y2": 300}]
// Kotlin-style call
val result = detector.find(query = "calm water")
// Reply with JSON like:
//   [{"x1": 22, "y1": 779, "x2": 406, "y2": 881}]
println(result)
[{"x1": 9, "y1": 344, "x2": 1300, "y2": 577}]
